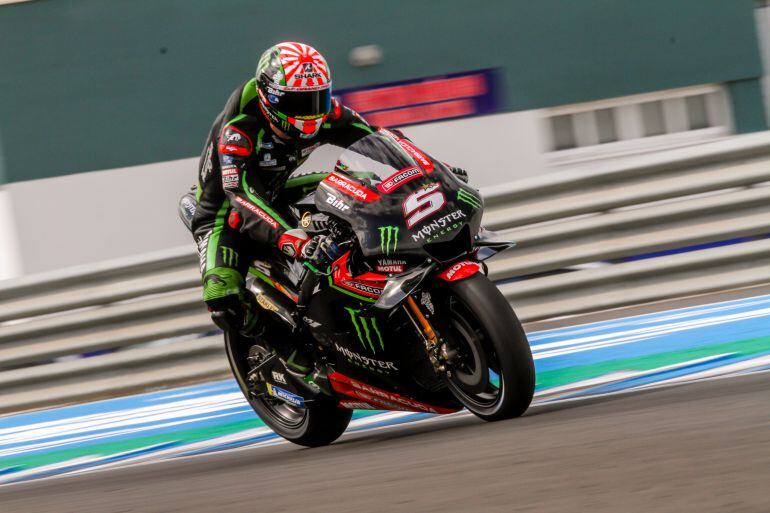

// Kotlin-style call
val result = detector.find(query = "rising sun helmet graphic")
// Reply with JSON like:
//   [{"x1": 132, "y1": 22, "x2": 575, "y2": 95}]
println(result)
[{"x1": 256, "y1": 42, "x2": 332, "y2": 139}]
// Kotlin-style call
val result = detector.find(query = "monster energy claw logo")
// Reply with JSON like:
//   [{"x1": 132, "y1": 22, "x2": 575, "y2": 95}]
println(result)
[
  {"x1": 345, "y1": 307, "x2": 384, "y2": 353},
  {"x1": 220, "y1": 246, "x2": 239, "y2": 267},
  {"x1": 379, "y1": 226, "x2": 399, "y2": 255},
  {"x1": 457, "y1": 189, "x2": 482, "y2": 209}
]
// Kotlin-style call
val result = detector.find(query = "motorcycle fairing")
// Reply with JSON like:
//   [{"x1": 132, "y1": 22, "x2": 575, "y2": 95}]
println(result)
[
  {"x1": 474, "y1": 227, "x2": 516, "y2": 261},
  {"x1": 373, "y1": 262, "x2": 435, "y2": 310},
  {"x1": 376, "y1": 165, "x2": 423, "y2": 194},
  {"x1": 306, "y1": 282, "x2": 461, "y2": 412},
  {"x1": 379, "y1": 128, "x2": 435, "y2": 173},
  {"x1": 313, "y1": 130, "x2": 483, "y2": 260},
  {"x1": 254, "y1": 131, "x2": 505, "y2": 414},
  {"x1": 329, "y1": 251, "x2": 387, "y2": 302},
  {"x1": 306, "y1": 285, "x2": 402, "y2": 382},
  {"x1": 322, "y1": 172, "x2": 381, "y2": 202},
  {"x1": 329, "y1": 372, "x2": 459, "y2": 414}
]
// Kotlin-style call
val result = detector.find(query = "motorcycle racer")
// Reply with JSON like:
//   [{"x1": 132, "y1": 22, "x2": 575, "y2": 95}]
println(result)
[{"x1": 181, "y1": 42, "x2": 469, "y2": 374}]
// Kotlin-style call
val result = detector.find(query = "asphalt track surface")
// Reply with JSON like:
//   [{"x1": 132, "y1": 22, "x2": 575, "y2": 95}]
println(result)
[{"x1": 1, "y1": 372, "x2": 767, "y2": 513}]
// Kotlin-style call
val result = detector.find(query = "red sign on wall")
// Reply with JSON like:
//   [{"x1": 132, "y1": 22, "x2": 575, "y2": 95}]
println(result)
[{"x1": 336, "y1": 68, "x2": 502, "y2": 127}]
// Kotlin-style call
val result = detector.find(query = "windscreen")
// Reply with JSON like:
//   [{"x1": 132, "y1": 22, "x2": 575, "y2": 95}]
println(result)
[{"x1": 335, "y1": 130, "x2": 426, "y2": 186}]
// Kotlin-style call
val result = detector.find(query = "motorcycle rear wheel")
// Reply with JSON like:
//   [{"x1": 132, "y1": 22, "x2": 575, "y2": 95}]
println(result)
[
  {"x1": 224, "y1": 331, "x2": 352, "y2": 447},
  {"x1": 437, "y1": 273, "x2": 535, "y2": 421}
]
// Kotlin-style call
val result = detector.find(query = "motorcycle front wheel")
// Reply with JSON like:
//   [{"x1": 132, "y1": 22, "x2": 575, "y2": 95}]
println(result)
[
  {"x1": 436, "y1": 273, "x2": 535, "y2": 421},
  {"x1": 223, "y1": 331, "x2": 352, "y2": 447}
]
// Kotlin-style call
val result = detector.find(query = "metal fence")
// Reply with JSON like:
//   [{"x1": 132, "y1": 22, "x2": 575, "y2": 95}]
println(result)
[{"x1": 2, "y1": 133, "x2": 770, "y2": 413}]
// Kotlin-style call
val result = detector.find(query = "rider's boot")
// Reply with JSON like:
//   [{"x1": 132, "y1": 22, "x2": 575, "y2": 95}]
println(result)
[
  {"x1": 209, "y1": 295, "x2": 260, "y2": 338},
  {"x1": 240, "y1": 301, "x2": 260, "y2": 338}
]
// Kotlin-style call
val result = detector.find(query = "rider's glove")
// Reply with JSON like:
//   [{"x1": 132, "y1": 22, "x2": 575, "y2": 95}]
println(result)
[
  {"x1": 278, "y1": 229, "x2": 338, "y2": 266},
  {"x1": 450, "y1": 166, "x2": 469, "y2": 183}
]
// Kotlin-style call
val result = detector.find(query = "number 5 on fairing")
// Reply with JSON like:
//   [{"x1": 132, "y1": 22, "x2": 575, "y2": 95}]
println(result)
[{"x1": 402, "y1": 184, "x2": 446, "y2": 228}]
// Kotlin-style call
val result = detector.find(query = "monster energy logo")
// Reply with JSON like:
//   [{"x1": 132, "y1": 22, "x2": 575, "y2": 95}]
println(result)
[
  {"x1": 220, "y1": 246, "x2": 239, "y2": 267},
  {"x1": 457, "y1": 189, "x2": 482, "y2": 209},
  {"x1": 345, "y1": 307, "x2": 384, "y2": 353},
  {"x1": 379, "y1": 226, "x2": 399, "y2": 255}
]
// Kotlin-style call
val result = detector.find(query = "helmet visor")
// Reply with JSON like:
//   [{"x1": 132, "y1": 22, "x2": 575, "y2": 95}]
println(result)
[{"x1": 269, "y1": 87, "x2": 332, "y2": 118}]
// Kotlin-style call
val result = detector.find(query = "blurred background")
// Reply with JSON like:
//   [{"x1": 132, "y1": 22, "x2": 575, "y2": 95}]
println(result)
[
  {"x1": 1, "y1": 2, "x2": 770, "y2": 509},
  {"x1": 0, "y1": 0, "x2": 767, "y2": 277}
]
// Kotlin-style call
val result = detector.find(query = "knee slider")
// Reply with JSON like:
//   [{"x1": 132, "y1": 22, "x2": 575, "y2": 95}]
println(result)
[{"x1": 178, "y1": 189, "x2": 197, "y2": 232}]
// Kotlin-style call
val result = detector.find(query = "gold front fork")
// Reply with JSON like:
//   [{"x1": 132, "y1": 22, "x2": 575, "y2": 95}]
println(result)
[
  {"x1": 405, "y1": 295, "x2": 450, "y2": 372},
  {"x1": 406, "y1": 295, "x2": 438, "y2": 346}
]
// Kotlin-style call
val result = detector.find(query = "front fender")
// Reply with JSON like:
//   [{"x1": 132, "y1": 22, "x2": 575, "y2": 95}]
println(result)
[{"x1": 437, "y1": 260, "x2": 482, "y2": 282}]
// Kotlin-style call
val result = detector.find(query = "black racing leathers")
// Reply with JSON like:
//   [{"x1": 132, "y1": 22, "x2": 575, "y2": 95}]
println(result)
[{"x1": 192, "y1": 77, "x2": 374, "y2": 318}]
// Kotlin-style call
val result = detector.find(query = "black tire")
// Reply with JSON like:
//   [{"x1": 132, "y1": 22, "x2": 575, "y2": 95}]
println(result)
[
  {"x1": 223, "y1": 332, "x2": 352, "y2": 447},
  {"x1": 437, "y1": 273, "x2": 535, "y2": 421}
]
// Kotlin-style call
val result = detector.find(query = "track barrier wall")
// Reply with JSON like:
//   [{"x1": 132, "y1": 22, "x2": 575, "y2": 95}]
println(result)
[{"x1": 1, "y1": 133, "x2": 770, "y2": 413}]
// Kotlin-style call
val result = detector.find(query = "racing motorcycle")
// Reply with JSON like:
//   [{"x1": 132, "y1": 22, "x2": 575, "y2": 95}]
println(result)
[{"x1": 222, "y1": 129, "x2": 535, "y2": 447}]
